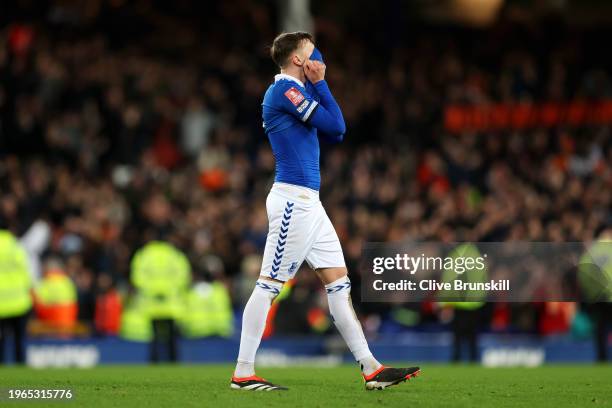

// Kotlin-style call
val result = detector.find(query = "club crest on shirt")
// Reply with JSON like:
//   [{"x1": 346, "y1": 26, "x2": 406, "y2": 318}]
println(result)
[
  {"x1": 284, "y1": 87, "x2": 305, "y2": 106},
  {"x1": 288, "y1": 261, "x2": 299, "y2": 275}
]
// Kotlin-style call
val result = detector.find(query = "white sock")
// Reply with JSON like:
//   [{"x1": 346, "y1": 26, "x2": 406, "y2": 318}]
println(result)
[
  {"x1": 234, "y1": 279, "x2": 283, "y2": 378},
  {"x1": 325, "y1": 276, "x2": 382, "y2": 376}
]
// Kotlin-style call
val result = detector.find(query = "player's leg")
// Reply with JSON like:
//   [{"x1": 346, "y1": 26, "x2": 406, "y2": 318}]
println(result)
[
  {"x1": 315, "y1": 266, "x2": 382, "y2": 374},
  {"x1": 307, "y1": 205, "x2": 420, "y2": 390},
  {"x1": 234, "y1": 275, "x2": 283, "y2": 377},
  {"x1": 232, "y1": 274, "x2": 287, "y2": 390},
  {"x1": 232, "y1": 185, "x2": 317, "y2": 390}
]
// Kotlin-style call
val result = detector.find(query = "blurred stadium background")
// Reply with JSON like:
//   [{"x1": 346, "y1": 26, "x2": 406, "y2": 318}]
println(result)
[{"x1": 1, "y1": 0, "x2": 611, "y2": 368}]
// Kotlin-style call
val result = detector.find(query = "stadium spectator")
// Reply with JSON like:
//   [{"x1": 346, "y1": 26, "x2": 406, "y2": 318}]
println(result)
[
  {"x1": 94, "y1": 273, "x2": 122, "y2": 336},
  {"x1": 33, "y1": 257, "x2": 78, "y2": 333}
]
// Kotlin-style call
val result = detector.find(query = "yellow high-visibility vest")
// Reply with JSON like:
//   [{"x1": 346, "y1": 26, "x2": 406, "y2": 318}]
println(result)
[
  {"x1": 179, "y1": 281, "x2": 234, "y2": 338},
  {"x1": 439, "y1": 243, "x2": 486, "y2": 308},
  {"x1": 120, "y1": 297, "x2": 153, "y2": 342},
  {"x1": 0, "y1": 230, "x2": 32, "y2": 318},
  {"x1": 130, "y1": 241, "x2": 191, "y2": 319},
  {"x1": 579, "y1": 239, "x2": 612, "y2": 302},
  {"x1": 35, "y1": 271, "x2": 77, "y2": 306}
]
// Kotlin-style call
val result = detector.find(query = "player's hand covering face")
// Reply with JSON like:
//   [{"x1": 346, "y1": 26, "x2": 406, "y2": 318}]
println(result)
[
  {"x1": 304, "y1": 60, "x2": 326, "y2": 84},
  {"x1": 305, "y1": 47, "x2": 326, "y2": 93}
]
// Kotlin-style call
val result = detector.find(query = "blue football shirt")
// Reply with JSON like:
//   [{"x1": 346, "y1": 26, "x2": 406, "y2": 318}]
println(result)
[{"x1": 262, "y1": 72, "x2": 345, "y2": 191}]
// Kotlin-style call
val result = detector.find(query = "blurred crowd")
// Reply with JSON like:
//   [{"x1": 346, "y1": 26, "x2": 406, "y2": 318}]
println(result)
[{"x1": 1, "y1": 1, "x2": 612, "y2": 338}]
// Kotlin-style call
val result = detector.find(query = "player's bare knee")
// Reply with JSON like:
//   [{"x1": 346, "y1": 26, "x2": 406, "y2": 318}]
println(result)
[{"x1": 315, "y1": 267, "x2": 348, "y2": 285}]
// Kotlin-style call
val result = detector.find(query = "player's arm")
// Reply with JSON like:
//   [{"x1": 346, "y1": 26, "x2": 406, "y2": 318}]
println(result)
[
  {"x1": 308, "y1": 80, "x2": 345, "y2": 143},
  {"x1": 278, "y1": 82, "x2": 345, "y2": 140},
  {"x1": 304, "y1": 60, "x2": 346, "y2": 142},
  {"x1": 279, "y1": 84, "x2": 321, "y2": 124}
]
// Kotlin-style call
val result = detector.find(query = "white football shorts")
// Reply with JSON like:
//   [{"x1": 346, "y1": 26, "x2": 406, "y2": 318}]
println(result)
[{"x1": 260, "y1": 182, "x2": 346, "y2": 282}]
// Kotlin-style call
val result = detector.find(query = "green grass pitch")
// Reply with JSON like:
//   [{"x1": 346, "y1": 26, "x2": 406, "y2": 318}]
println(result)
[{"x1": 0, "y1": 364, "x2": 610, "y2": 407}]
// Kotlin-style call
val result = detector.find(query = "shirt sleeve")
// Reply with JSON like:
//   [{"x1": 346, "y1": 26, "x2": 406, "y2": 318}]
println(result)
[
  {"x1": 277, "y1": 81, "x2": 346, "y2": 139},
  {"x1": 277, "y1": 82, "x2": 320, "y2": 123},
  {"x1": 304, "y1": 81, "x2": 321, "y2": 103},
  {"x1": 308, "y1": 80, "x2": 346, "y2": 140}
]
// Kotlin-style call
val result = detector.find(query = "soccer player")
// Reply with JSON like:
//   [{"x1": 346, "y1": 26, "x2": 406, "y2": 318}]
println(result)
[{"x1": 231, "y1": 32, "x2": 420, "y2": 391}]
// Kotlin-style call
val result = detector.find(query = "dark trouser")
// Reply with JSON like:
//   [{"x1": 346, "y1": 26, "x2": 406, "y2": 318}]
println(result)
[
  {"x1": 150, "y1": 319, "x2": 178, "y2": 363},
  {"x1": 593, "y1": 303, "x2": 612, "y2": 362},
  {"x1": 0, "y1": 313, "x2": 28, "y2": 364},
  {"x1": 452, "y1": 309, "x2": 480, "y2": 363}
]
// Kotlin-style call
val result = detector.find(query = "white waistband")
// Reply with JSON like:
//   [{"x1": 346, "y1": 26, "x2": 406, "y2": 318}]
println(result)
[{"x1": 271, "y1": 182, "x2": 319, "y2": 201}]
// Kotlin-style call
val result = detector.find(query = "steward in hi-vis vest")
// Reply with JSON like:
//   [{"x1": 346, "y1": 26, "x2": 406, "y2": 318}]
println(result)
[
  {"x1": 0, "y1": 229, "x2": 32, "y2": 364},
  {"x1": 129, "y1": 241, "x2": 191, "y2": 362}
]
